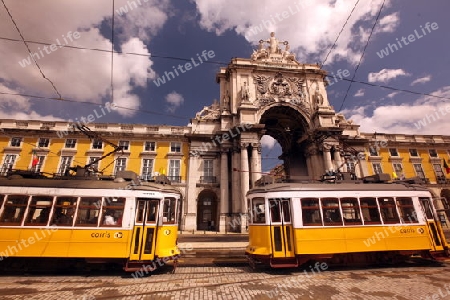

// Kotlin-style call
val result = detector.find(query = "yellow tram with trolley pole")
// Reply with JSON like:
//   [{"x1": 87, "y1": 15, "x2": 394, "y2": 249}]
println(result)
[
  {"x1": 0, "y1": 170, "x2": 182, "y2": 272},
  {"x1": 245, "y1": 173, "x2": 450, "y2": 269}
]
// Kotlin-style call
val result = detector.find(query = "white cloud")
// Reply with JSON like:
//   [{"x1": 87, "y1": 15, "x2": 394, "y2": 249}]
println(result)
[
  {"x1": 0, "y1": 1, "x2": 169, "y2": 119},
  {"x1": 377, "y1": 12, "x2": 399, "y2": 33},
  {"x1": 386, "y1": 91, "x2": 401, "y2": 98},
  {"x1": 342, "y1": 86, "x2": 450, "y2": 135},
  {"x1": 165, "y1": 91, "x2": 184, "y2": 113},
  {"x1": 368, "y1": 69, "x2": 410, "y2": 83},
  {"x1": 354, "y1": 89, "x2": 364, "y2": 97},
  {"x1": 410, "y1": 75, "x2": 431, "y2": 86},
  {"x1": 260, "y1": 135, "x2": 277, "y2": 149},
  {"x1": 193, "y1": 0, "x2": 393, "y2": 64}
]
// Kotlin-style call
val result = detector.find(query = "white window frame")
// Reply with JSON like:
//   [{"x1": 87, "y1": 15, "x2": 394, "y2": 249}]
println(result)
[
  {"x1": 141, "y1": 158, "x2": 154, "y2": 180},
  {"x1": 10, "y1": 137, "x2": 22, "y2": 147},
  {"x1": 170, "y1": 142, "x2": 181, "y2": 153},
  {"x1": 372, "y1": 163, "x2": 383, "y2": 174},
  {"x1": 119, "y1": 141, "x2": 130, "y2": 151},
  {"x1": 92, "y1": 139, "x2": 103, "y2": 149},
  {"x1": 168, "y1": 159, "x2": 181, "y2": 182},
  {"x1": 88, "y1": 157, "x2": 101, "y2": 171},
  {"x1": 413, "y1": 163, "x2": 425, "y2": 179},
  {"x1": 144, "y1": 141, "x2": 156, "y2": 152},
  {"x1": 204, "y1": 159, "x2": 213, "y2": 177},
  {"x1": 65, "y1": 139, "x2": 77, "y2": 148},
  {"x1": 38, "y1": 138, "x2": 50, "y2": 148},
  {"x1": 409, "y1": 149, "x2": 419, "y2": 157},
  {"x1": 388, "y1": 148, "x2": 399, "y2": 157},
  {"x1": 33, "y1": 155, "x2": 45, "y2": 173},
  {"x1": 114, "y1": 158, "x2": 127, "y2": 175},
  {"x1": 58, "y1": 156, "x2": 72, "y2": 176},
  {"x1": 1, "y1": 154, "x2": 17, "y2": 175},
  {"x1": 429, "y1": 149, "x2": 438, "y2": 158}
]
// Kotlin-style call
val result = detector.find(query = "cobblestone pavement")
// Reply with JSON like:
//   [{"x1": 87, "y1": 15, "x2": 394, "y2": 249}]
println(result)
[{"x1": 0, "y1": 258, "x2": 449, "y2": 300}]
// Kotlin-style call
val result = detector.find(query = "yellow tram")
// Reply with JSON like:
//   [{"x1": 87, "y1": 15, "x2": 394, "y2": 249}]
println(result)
[
  {"x1": 0, "y1": 171, "x2": 181, "y2": 272},
  {"x1": 245, "y1": 175, "x2": 450, "y2": 268}
]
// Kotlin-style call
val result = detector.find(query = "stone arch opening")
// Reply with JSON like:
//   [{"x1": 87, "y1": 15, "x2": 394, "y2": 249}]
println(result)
[
  {"x1": 259, "y1": 105, "x2": 311, "y2": 179},
  {"x1": 196, "y1": 189, "x2": 218, "y2": 231}
]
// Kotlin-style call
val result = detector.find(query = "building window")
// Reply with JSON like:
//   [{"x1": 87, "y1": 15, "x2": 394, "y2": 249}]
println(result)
[
  {"x1": 372, "y1": 163, "x2": 382, "y2": 174},
  {"x1": 413, "y1": 163, "x2": 425, "y2": 179},
  {"x1": 114, "y1": 158, "x2": 127, "y2": 174},
  {"x1": 10, "y1": 137, "x2": 22, "y2": 147},
  {"x1": 393, "y1": 163, "x2": 403, "y2": 179},
  {"x1": 144, "y1": 141, "x2": 156, "y2": 152},
  {"x1": 388, "y1": 148, "x2": 399, "y2": 156},
  {"x1": 168, "y1": 159, "x2": 181, "y2": 182},
  {"x1": 33, "y1": 156, "x2": 45, "y2": 173},
  {"x1": 119, "y1": 141, "x2": 129, "y2": 151},
  {"x1": 58, "y1": 156, "x2": 72, "y2": 176},
  {"x1": 88, "y1": 157, "x2": 100, "y2": 171},
  {"x1": 1, "y1": 154, "x2": 17, "y2": 175},
  {"x1": 38, "y1": 138, "x2": 50, "y2": 148},
  {"x1": 92, "y1": 139, "x2": 103, "y2": 149},
  {"x1": 346, "y1": 162, "x2": 355, "y2": 173},
  {"x1": 204, "y1": 159, "x2": 213, "y2": 177},
  {"x1": 65, "y1": 139, "x2": 77, "y2": 148},
  {"x1": 409, "y1": 149, "x2": 419, "y2": 157},
  {"x1": 433, "y1": 164, "x2": 445, "y2": 184},
  {"x1": 368, "y1": 146, "x2": 378, "y2": 156},
  {"x1": 429, "y1": 149, "x2": 438, "y2": 158},
  {"x1": 170, "y1": 142, "x2": 181, "y2": 153},
  {"x1": 141, "y1": 159, "x2": 154, "y2": 180}
]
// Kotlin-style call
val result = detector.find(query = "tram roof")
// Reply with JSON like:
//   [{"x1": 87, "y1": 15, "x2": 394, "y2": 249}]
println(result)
[
  {"x1": 247, "y1": 182, "x2": 430, "y2": 195},
  {"x1": 0, "y1": 177, "x2": 182, "y2": 195}
]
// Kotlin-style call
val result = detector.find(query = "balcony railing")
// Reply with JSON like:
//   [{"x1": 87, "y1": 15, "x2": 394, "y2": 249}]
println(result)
[
  {"x1": 167, "y1": 176, "x2": 181, "y2": 183},
  {"x1": 199, "y1": 176, "x2": 217, "y2": 184}
]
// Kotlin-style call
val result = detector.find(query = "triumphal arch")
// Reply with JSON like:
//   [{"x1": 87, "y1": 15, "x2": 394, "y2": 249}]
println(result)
[{"x1": 184, "y1": 33, "x2": 364, "y2": 233}]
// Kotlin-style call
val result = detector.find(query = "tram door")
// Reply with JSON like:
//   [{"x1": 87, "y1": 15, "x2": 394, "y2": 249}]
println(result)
[
  {"x1": 419, "y1": 197, "x2": 445, "y2": 251},
  {"x1": 130, "y1": 198, "x2": 160, "y2": 261},
  {"x1": 269, "y1": 198, "x2": 295, "y2": 258}
]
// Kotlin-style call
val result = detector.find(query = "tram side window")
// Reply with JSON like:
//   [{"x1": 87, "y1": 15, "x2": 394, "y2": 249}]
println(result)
[
  {"x1": 301, "y1": 198, "x2": 322, "y2": 226},
  {"x1": 146, "y1": 200, "x2": 159, "y2": 223},
  {"x1": 341, "y1": 197, "x2": 362, "y2": 225},
  {"x1": 24, "y1": 196, "x2": 53, "y2": 226},
  {"x1": 321, "y1": 198, "x2": 343, "y2": 226},
  {"x1": 269, "y1": 199, "x2": 281, "y2": 223},
  {"x1": 0, "y1": 195, "x2": 29, "y2": 225},
  {"x1": 360, "y1": 197, "x2": 382, "y2": 224},
  {"x1": 0, "y1": 194, "x2": 4, "y2": 211},
  {"x1": 101, "y1": 197, "x2": 125, "y2": 226},
  {"x1": 419, "y1": 197, "x2": 434, "y2": 219},
  {"x1": 251, "y1": 198, "x2": 265, "y2": 223},
  {"x1": 162, "y1": 197, "x2": 177, "y2": 224},
  {"x1": 76, "y1": 197, "x2": 101, "y2": 226},
  {"x1": 51, "y1": 196, "x2": 77, "y2": 226},
  {"x1": 378, "y1": 197, "x2": 400, "y2": 224},
  {"x1": 396, "y1": 197, "x2": 418, "y2": 223}
]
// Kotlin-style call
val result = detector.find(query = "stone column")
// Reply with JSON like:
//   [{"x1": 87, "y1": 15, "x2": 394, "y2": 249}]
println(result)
[
  {"x1": 333, "y1": 146, "x2": 343, "y2": 171},
  {"x1": 322, "y1": 144, "x2": 333, "y2": 172},
  {"x1": 250, "y1": 142, "x2": 261, "y2": 187},
  {"x1": 230, "y1": 146, "x2": 241, "y2": 231},
  {"x1": 219, "y1": 149, "x2": 229, "y2": 232},
  {"x1": 306, "y1": 145, "x2": 320, "y2": 180},
  {"x1": 357, "y1": 152, "x2": 369, "y2": 178},
  {"x1": 240, "y1": 143, "x2": 250, "y2": 232}
]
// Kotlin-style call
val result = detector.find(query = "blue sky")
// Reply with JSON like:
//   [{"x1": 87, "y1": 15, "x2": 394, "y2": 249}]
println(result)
[{"x1": 0, "y1": 0, "x2": 449, "y2": 172}]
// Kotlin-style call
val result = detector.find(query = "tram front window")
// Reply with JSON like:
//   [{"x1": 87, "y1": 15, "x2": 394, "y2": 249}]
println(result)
[{"x1": 251, "y1": 198, "x2": 265, "y2": 223}]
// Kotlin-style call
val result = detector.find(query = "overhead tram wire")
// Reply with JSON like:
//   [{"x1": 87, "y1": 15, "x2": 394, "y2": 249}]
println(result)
[
  {"x1": 111, "y1": 0, "x2": 115, "y2": 107},
  {"x1": 338, "y1": 0, "x2": 386, "y2": 112},
  {"x1": 0, "y1": 0, "x2": 62, "y2": 100},
  {"x1": 0, "y1": 90, "x2": 191, "y2": 120},
  {"x1": 0, "y1": 36, "x2": 228, "y2": 66}
]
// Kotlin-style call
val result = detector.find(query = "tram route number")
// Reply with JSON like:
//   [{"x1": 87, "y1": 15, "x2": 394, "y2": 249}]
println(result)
[{"x1": 90, "y1": 232, "x2": 123, "y2": 238}]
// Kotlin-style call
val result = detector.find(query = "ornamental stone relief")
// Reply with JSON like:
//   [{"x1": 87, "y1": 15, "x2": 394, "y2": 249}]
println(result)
[{"x1": 252, "y1": 72, "x2": 310, "y2": 116}]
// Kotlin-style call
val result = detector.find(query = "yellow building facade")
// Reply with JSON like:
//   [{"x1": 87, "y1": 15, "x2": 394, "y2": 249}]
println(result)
[{"x1": 0, "y1": 120, "x2": 189, "y2": 184}]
